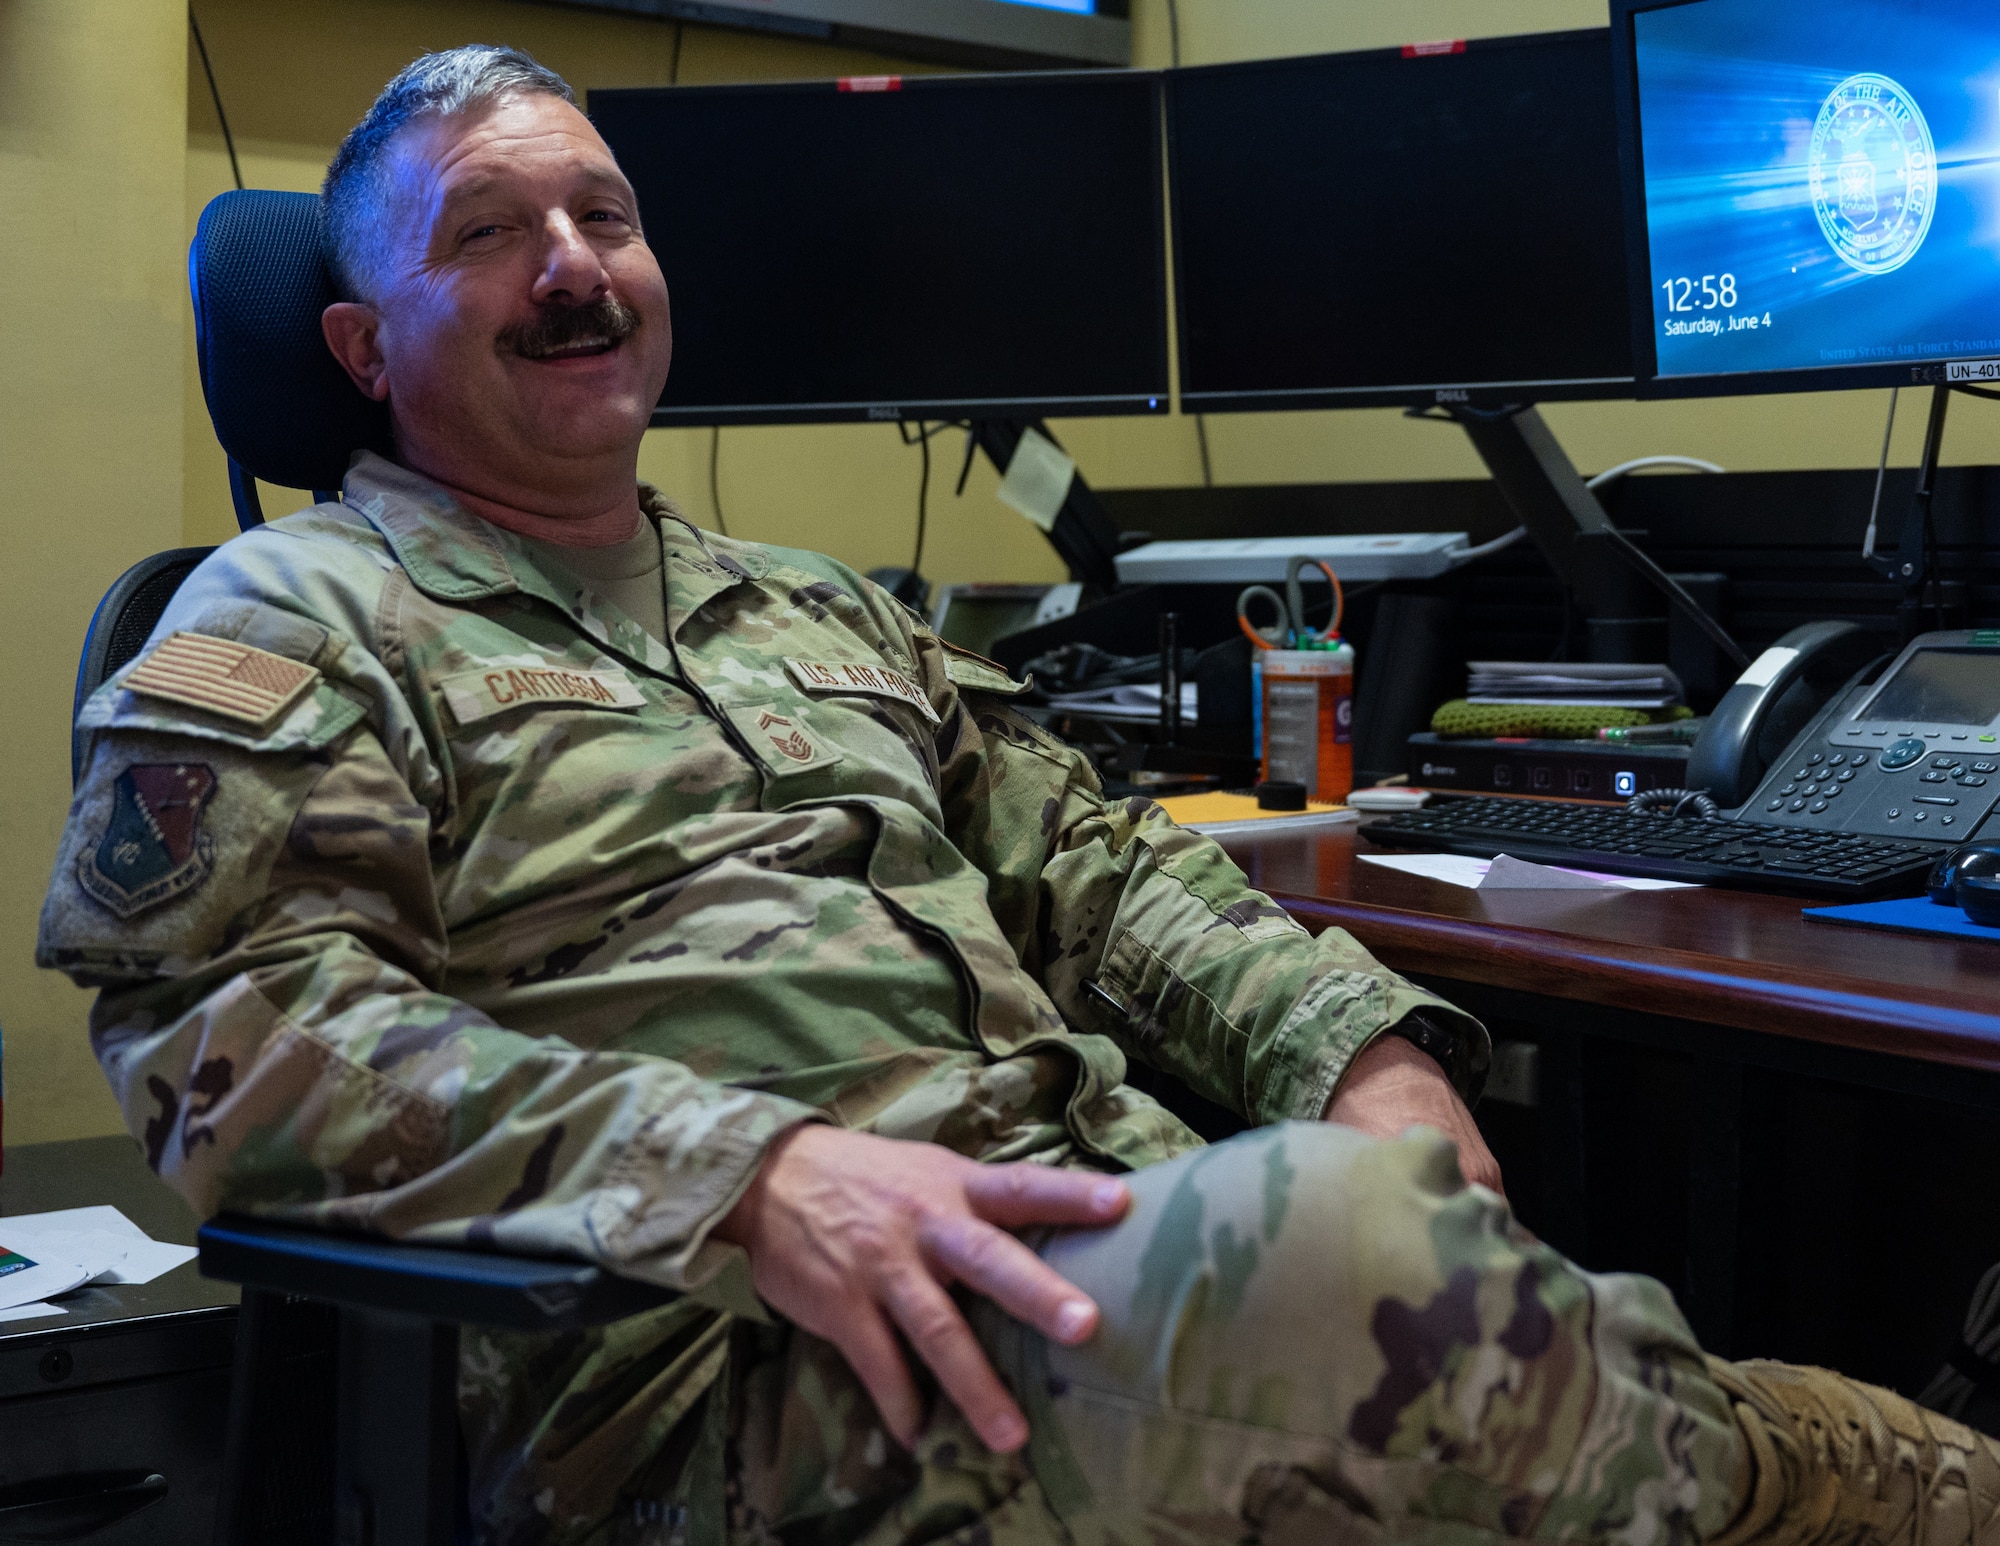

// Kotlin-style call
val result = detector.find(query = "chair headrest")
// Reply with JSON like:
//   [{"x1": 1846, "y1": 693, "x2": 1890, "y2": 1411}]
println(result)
[{"x1": 190, "y1": 189, "x2": 394, "y2": 496}]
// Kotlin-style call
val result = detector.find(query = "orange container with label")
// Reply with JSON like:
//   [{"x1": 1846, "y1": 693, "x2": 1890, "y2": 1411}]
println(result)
[{"x1": 1259, "y1": 646, "x2": 1355, "y2": 805}]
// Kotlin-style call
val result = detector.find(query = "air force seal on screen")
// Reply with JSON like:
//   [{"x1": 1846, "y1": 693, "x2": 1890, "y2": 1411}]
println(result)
[{"x1": 1808, "y1": 73, "x2": 1936, "y2": 276}]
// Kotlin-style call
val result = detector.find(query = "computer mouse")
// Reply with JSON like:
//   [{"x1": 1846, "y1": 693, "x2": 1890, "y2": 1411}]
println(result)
[
  {"x1": 1958, "y1": 874, "x2": 2000, "y2": 929},
  {"x1": 1926, "y1": 841, "x2": 2000, "y2": 906}
]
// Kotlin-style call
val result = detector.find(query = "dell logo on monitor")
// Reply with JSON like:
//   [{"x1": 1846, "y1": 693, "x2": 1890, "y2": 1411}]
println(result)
[
  {"x1": 866, "y1": 406, "x2": 902, "y2": 421},
  {"x1": 1435, "y1": 389, "x2": 1470, "y2": 404}
]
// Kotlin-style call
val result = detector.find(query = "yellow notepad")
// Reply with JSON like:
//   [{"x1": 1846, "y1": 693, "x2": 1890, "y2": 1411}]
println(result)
[{"x1": 1155, "y1": 791, "x2": 1356, "y2": 836}]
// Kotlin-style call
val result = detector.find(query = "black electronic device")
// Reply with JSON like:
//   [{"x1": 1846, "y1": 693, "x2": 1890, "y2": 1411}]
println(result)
[
  {"x1": 1407, "y1": 735, "x2": 1691, "y2": 802},
  {"x1": 589, "y1": 72, "x2": 1169, "y2": 427},
  {"x1": 1611, "y1": 0, "x2": 2000, "y2": 400},
  {"x1": 1363, "y1": 798, "x2": 1946, "y2": 898},
  {"x1": 1686, "y1": 620, "x2": 1886, "y2": 806},
  {"x1": 1733, "y1": 629, "x2": 2000, "y2": 842},
  {"x1": 1166, "y1": 30, "x2": 1634, "y2": 412}
]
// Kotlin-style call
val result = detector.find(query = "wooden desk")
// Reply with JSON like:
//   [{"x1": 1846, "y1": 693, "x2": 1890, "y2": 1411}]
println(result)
[{"x1": 1219, "y1": 822, "x2": 2000, "y2": 1392}]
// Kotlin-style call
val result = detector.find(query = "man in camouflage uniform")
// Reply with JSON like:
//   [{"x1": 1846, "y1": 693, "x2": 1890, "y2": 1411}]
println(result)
[{"x1": 39, "y1": 44, "x2": 2000, "y2": 1546}]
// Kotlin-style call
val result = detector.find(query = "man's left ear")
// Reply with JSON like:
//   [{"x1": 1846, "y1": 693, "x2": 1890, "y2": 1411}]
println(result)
[{"x1": 321, "y1": 302, "x2": 390, "y2": 402}]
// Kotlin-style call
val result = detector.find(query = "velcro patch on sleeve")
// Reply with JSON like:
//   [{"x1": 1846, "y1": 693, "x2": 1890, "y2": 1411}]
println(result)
[
  {"x1": 79, "y1": 762, "x2": 218, "y2": 919},
  {"x1": 440, "y1": 664, "x2": 647, "y2": 726},
  {"x1": 785, "y1": 658, "x2": 941, "y2": 724},
  {"x1": 939, "y1": 644, "x2": 1033, "y2": 698},
  {"x1": 123, "y1": 632, "x2": 321, "y2": 728}
]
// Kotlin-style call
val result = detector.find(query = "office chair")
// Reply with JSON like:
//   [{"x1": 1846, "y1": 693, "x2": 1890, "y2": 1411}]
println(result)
[{"x1": 69, "y1": 188, "x2": 678, "y2": 1546}]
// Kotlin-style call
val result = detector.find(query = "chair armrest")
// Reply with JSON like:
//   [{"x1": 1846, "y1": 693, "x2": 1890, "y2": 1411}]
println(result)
[{"x1": 198, "y1": 1214, "x2": 678, "y2": 1331}]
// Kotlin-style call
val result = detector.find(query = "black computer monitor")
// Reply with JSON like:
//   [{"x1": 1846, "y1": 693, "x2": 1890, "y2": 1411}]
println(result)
[
  {"x1": 1166, "y1": 31, "x2": 1634, "y2": 413},
  {"x1": 1613, "y1": 0, "x2": 2000, "y2": 398},
  {"x1": 589, "y1": 72, "x2": 1169, "y2": 427}
]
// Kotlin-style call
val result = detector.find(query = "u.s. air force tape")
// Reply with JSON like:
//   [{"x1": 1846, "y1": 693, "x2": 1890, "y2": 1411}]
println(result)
[
  {"x1": 440, "y1": 663, "x2": 646, "y2": 726},
  {"x1": 785, "y1": 658, "x2": 939, "y2": 724}
]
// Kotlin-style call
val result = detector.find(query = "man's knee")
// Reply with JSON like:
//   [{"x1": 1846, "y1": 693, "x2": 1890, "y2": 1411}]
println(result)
[{"x1": 1038, "y1": 1123, "x2": 1519, "y2": 1411}]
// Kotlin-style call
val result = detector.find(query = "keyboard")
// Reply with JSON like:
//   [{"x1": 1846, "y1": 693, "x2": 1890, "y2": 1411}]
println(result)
[{"x1": 1364, "y1": 797, "x2": 1950, "y2": 898}]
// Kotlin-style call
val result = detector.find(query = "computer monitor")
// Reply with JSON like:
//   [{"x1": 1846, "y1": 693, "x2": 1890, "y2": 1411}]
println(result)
[
  {"x1": 589, "y1": 72, "x2": 1169, "y2": 427},
  {"x1": 1613, "y1": 0, "x2": 2000, "y2": 397},
  {"x1": 562, "y1": 0, "x2": 1130, "y2": 70},
  {"x1": 1165, "y1": 31, "x2": 1635, "y2": 413}
]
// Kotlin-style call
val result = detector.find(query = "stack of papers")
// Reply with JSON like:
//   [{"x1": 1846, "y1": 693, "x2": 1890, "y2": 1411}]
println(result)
[
  {"x1": 0, "y1": 1206, "x2": 199, "y2": 1323},
  {"x1": 1467, "y1": 661, "x2": 1683, "y2": 710},
  {"x1": 1043, "y1": 683, "x2": 1199, "y2": 724}
]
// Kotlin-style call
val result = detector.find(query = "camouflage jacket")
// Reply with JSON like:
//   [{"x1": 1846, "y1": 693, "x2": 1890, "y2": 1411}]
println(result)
[{"x1": 39, "y1": 453, "x2": 1484, "y2": 1309}]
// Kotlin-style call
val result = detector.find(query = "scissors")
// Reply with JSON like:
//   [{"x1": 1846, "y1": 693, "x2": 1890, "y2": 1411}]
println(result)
[{"x1": 1236, "y1": 556, "x2": 1345, "y2": 651}]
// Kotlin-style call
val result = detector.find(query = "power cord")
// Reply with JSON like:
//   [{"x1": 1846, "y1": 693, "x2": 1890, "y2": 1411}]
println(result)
[
  {"x1": 913, "y1": 423, "x2": 930, "y2": 577},
  {"x1": 189, "y1": 8, "x2": 242, "y2": 191},
  {"x1": 1628, "y1": 788, "x2": 1721, "y2": 819},
  {"x1": 899, "y1": 421, "x2": 961, "y2": 578},
  {"x1": 708, "y1": 426, "x2": 728, "y2": 536}
]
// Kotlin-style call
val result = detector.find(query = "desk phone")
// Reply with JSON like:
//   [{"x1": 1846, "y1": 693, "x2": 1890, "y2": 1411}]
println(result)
[{"x1": 1739, "y1": 630, "x2": 2000, "y2": 841}]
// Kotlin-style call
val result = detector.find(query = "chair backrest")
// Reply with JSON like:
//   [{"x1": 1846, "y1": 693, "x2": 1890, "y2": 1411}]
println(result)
[
  {"x1": 71, "y1": 548, "x2": 215, "y2": 785},
  {"x1": 189, "y1": 189, "x2": 393, "y2": 529}
]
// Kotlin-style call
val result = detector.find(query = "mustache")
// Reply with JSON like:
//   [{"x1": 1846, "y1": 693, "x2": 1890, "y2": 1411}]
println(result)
[{"x1": 497, "y1": 297, "x2": 642, "y2": 359}]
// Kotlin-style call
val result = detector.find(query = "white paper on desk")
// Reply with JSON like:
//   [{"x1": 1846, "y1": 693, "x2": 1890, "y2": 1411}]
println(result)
[
  {"x1": 1, "y1": 1206, "x2": 198, "y2": 1286},
  {"x1": 1359, "y1": 852, "x2": 1698, "y2": 891},
  {"x1": 0, "y1": 1301, "x2": 68, "y2": 1324},
  {"x1": 0, "y1": 1243, "x2": 96, "y2": 1312}
]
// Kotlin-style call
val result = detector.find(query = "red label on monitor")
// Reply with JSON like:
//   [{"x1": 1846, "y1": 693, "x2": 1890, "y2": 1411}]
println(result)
[
  {"x1": 839, "y1": 75, "x2": 902, "y2": 92},
  {"x1": 1402, "y1": 40, "x2": 1466, "y2": 57}
]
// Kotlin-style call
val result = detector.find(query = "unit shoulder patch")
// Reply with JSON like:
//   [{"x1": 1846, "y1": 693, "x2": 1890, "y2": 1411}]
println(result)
[
  {"x1": 123, "y1": 632, "x2": 320, "y2": 728},
  {"x1": 440, "y1": 663, "x2": 647, "y2": 726},
  {"x1": 723, "y1": 703, "x2": 844, "y2": 776},
  {"x1": 785, "y1": 658, "x2": 941, "y2": 724},
  {"x1": 79, "y1": 763, "x2": 218, "y2": 919}
]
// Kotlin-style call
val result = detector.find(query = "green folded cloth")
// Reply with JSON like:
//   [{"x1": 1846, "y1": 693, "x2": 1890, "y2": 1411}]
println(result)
[{"x1": 1430, "y1": 699, "x2": 1695, "y2": 740}]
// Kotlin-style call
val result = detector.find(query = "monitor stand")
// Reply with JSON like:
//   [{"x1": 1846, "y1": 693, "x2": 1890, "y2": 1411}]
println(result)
[{"x1": 1445, "y1": 404, "x2": 1669, "y2": 666}]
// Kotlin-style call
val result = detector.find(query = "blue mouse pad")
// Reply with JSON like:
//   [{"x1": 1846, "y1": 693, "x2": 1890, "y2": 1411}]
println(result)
[{"x1": 1803, "y1": 895, "x2": 2000, "y2": 942}]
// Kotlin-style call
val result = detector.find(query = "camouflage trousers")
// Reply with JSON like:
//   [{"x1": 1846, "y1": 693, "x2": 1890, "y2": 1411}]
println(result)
[{"x1": 462, "y1": 1123, "x2": 1751, "y2": 1546}]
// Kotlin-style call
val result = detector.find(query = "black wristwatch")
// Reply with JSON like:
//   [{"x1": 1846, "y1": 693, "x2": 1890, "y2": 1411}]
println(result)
[{"x1": 1382, "y1": 1010, "x2": 1474, "y2": 1094}]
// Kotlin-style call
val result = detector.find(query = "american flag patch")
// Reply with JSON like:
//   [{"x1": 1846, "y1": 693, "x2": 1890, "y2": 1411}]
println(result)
[{"x1": 123, "y1": 631, "x2": 320, "y2": 727}]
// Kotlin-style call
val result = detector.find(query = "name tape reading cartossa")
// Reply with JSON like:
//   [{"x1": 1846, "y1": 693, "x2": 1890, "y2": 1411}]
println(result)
[
  {"x1": 441, "y1": 664, "x2": 647, "y2": 726},
  {"x1": 786, "y1": 659, "x2": 941, "y2": 724},
  {"x1": 123, "y1": 632, "x2": 322, "y2": 728}
]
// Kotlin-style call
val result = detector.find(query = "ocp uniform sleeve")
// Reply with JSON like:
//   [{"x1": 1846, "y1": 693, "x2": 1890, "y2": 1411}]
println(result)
[
  {"x1": 40, "y1": 667, "x2": 817, "y2": 1305},
  {"x1": 921, "y1": 634, "x2": 1489, "y2": 1127}
]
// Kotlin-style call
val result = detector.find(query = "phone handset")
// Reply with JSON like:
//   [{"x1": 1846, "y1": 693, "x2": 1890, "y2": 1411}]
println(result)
[{"x1": 1687, "y1": 620, "x2": 1875, "y2": 808}]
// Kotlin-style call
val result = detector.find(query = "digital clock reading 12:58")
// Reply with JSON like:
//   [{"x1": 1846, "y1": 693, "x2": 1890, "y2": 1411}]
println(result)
[{"x1": 1661, "y1": 273, "x2": 1738, "y2": 311}]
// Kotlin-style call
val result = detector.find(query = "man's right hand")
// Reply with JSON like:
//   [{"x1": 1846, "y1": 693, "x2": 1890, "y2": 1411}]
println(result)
[{"x1": 712, "y1": 1125, "x2": 1130, "y2": 1455}]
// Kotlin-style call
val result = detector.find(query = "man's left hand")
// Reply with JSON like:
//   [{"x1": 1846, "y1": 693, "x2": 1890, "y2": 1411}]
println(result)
[{"x1": 1323, "y1": 1033, "x2": 1504, "y2": 1195}]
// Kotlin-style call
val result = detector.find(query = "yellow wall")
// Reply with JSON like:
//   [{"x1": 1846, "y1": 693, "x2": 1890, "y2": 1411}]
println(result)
[
  {"x1": 2, "y1": 0, "x2": 188, "y2": 1145},
  {"x1": 14, "y1": 0, "x2": 2000, "y2": 1143}
]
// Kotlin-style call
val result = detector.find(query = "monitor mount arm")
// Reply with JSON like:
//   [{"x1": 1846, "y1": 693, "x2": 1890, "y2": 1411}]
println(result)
[
  {"x1": 966, "y1": 420, "x2": 1125, "y2": 592},
  {"x1": 1444, "y1": 404, "x2": 1670, "y2": 665},
  {"x1": 1865, "y1": 383, "x2": 1952, "y2": 645}
]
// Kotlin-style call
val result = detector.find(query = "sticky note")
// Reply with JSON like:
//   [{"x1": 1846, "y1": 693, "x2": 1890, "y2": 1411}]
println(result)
[{"x1": 996, "y1": 428, "x2": 1076, "y2": 534}]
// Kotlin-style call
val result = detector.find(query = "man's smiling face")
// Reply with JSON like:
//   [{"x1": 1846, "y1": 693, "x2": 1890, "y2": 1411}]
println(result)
[{"x1": 325, "y1": 91, "x2": 673, "y2": 503}]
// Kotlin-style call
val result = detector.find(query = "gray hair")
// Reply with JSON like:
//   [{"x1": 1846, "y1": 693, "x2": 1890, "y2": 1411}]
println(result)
[{"x1": 322, "y1": 44, "x2": 576, "y2": 301}]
